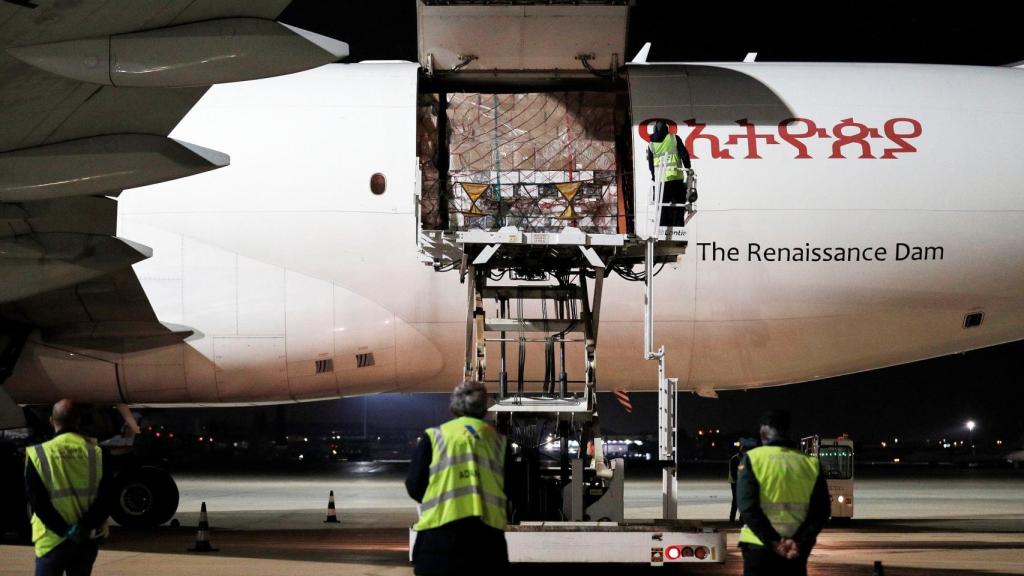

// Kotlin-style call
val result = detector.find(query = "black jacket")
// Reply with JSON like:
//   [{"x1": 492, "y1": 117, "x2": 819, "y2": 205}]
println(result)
[{"x1": 736, "y1": 438, "x2": 830, "y2": 552}]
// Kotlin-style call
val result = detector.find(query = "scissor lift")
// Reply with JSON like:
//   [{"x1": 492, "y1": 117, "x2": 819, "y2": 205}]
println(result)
[{"x1": 415, "y1": 166, "x2": 724, "y2": 565}]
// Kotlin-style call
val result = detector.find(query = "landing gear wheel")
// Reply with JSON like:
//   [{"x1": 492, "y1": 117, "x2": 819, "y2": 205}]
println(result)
[{"x1": 111, "y1": 466, "x2": 179, "y2": 528}]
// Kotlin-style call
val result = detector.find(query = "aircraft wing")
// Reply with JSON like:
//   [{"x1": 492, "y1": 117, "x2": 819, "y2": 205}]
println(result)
[{"x1": 0, "y1": 0, "x2": 346, "y2": 354}]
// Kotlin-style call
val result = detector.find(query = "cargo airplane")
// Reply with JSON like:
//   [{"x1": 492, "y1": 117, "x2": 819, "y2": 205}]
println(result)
[{"x1": 0, "y1": 1, "x2": 1021, "y2": 527}]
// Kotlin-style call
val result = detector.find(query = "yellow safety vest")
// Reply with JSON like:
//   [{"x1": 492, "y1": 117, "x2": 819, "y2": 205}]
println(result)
[
  {"x1": 26, "y1": 433, "x2": 105, "y2": 557},
  {"x1": 738, "y1": 445, "x2": 820, "y2": 546},
  {"x1": 413, "y1": 416, "x2": 507, "y2": 531},
  {"x1": 649, "y1": 134, "x2": 686, "y2": 182}
]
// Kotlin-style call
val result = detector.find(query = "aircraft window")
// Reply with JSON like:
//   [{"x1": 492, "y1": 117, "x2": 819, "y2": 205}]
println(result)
[
  {"x1": 370, "y1": 173, "x2": 387, "y2": 195},
  {"x1": 963, "y1": 312, "x2": 984, "y2": 329}
]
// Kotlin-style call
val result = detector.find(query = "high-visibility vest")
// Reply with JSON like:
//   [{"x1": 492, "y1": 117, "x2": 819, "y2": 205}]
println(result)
[
  {"x1": 738, "y1": 445, "x2": 820, "y2": 546},
  {"x1": 649, "y1": 135, "x2": 686, "y2": 182},
  {"x1": 26, "y1": 433, "x2": 105, "y2": 557},
  {"x1": 413, "y1": 416, "x2": 507, "y2": 531}
]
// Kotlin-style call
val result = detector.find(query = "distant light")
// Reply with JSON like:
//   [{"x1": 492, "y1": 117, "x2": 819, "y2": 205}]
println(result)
[
  {"x1": 298, "y1": 454, "x2": 304, "y2": 461},
  {"x1": 880, "y1": 442, "x2": 887, "y2": 448},
  {"x1": 155, "y1": 432, "x2": 161, "y2": 438},
  {"x1": 635, "y1": 440, "x2": 643, "y2": 447},
  {"x1": 894, "y1": 438, "x2": 899, "y2": 444},
  {"x1": 997, "y1": 440, "x2": 1003, "y2": 446},
  {"x1": 304, "y1": 437, "x2": 309, "y2": 443},
  {"x1": 837, "y1": 495, "x2": 845, "y2": 503},
  {"x1": 893, "y1": 458, "x2": 901, "y2": 463},
  {"x1": 169, "y1": 433, "x2": 174, "y2": 439},
  {"x1": 198, "y1": 436, "x2": 204, "y2": 442},
  {"x1": 966, "y1": 420, "x2": 977, "y2": 432},
  {"x1": 332, "y1": 449, "x2": 337, "y2": 456}
]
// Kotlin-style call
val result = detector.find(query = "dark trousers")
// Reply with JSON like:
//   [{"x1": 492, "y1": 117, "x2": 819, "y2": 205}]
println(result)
[
  {"x1": 35, "y1": 540, "x2": 98, "y2": 576},
  {"x1": 412, "y1": 518, "x2": 508, "y2": 576},
  {"x1": 729, "y1": 482, "x2": 738, "y2": 522},
  {"x1": 659, "y1": 179, "x2": 688, "y2": 226},
  {"x1": 741, "y1": 544, "x2": 809, "y2": 576}
]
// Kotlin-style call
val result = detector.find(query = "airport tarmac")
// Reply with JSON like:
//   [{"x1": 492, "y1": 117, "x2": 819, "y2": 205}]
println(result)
[{"x1": 3, "y1": 465, "x2": 1022, "y2": 575}]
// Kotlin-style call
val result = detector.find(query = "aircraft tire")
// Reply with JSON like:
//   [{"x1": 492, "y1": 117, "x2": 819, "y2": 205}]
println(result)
[{"x1": 110, "y1": 466, "x2": 179, "y2": 528}]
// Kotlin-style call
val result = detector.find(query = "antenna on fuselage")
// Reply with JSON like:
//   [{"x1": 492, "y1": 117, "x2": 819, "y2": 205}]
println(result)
[{"x1": 632, "y1": 42, "x2": 651, "y2": 64}]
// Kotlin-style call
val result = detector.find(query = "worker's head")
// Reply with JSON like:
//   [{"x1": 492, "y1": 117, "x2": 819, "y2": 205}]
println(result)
[
  {"x1": 50, "y1": 399, "x2": 80, "y2": 433},
  {"x1": 651, "y1": 120, "x2": 670, "y2": 143},
  {"x1": 450, "y1": 381, "x2": 489, "y2": 419},
  {"x1": 758, "y1": 409, "x2": 791, "y2": 443}
]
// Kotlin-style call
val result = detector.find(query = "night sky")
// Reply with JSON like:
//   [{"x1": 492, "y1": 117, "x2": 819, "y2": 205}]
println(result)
[
  {"x1": 156, "y1": 2, "x2": 1024, "y2": 452},
  {"x1": 279, "y1": 1, "x2": 1024, "y2": 67}
]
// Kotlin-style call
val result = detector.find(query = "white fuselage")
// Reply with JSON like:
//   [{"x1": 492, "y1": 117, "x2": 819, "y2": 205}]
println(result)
[{"x1": 7, "y1": 62, "x2": 1024, "y2": 405}]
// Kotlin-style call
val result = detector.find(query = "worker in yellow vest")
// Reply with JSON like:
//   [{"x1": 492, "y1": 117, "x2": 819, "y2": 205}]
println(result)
[
  {"x1": 646, "y1": 119, "x2": 695, "y2": 227},
  {"x1": 737, "y1": 410, "x2": 830, "y2": 576},
  {"x1": 406, "y1": 381, "x2": 509, "y2": 576},
  {"x1": 24, "y1": 400, "x2": 111, "y2": 576}
]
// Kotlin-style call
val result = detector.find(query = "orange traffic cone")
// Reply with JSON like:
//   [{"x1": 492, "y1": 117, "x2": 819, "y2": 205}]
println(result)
[
  {"x1": 324, "y1": 490, "x2": 340, "y2": 523},
  {"x1": 188, "y1": 502, "x2": 219, "y2": 552}
]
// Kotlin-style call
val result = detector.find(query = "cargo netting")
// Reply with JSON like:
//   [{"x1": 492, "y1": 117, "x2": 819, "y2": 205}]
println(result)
[{"x1": 418, "y1": 92, "x2": 622, "y2": 234}]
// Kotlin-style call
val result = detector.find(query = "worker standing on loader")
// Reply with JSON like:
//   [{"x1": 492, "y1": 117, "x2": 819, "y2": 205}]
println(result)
[
  {"x1": 406, "y1": 381, "x2": 510, "y2": 576},
  {"x1": 646, "y1": 119, "x2": 694, "y2": 227}
]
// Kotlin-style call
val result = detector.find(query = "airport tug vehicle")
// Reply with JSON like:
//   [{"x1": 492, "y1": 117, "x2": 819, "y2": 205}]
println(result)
[
  {"x1": 801, "y1": 435, "x2": 855, "y2": 520},
  {"x1": 416, "y1": 165, "x2": 724, "y2": 565}
]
